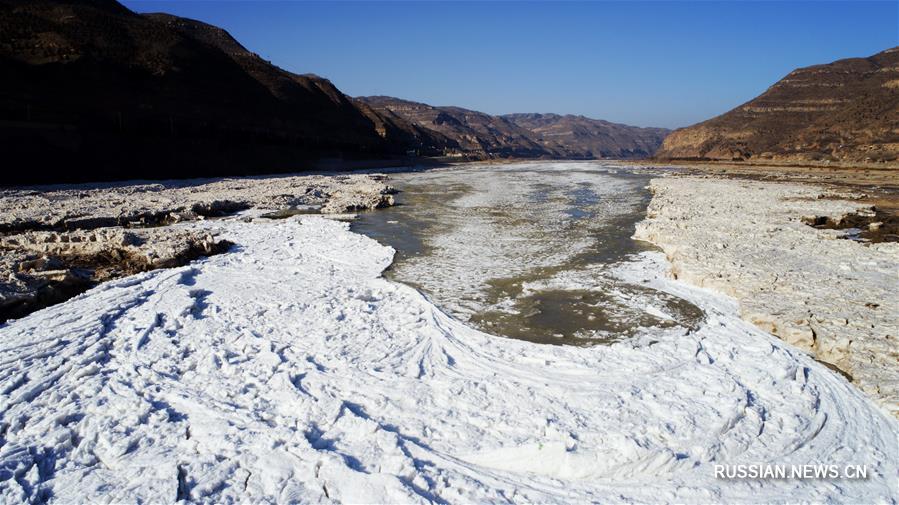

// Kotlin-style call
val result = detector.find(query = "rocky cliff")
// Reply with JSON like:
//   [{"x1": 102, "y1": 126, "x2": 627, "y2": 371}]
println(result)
[
  {"x1": 655, "y1": 47, "x2": 899, "y2": 165},
  {"x1": 356, "y1": 97, "x2": 548, "y2": 158}
]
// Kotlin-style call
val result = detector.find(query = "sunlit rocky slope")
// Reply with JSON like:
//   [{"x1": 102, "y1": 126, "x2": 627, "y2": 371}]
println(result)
[
  {"x1": 503, "y1": 113, "x2": 670, "y2": 159},
  {"x1": 655, "y1": 47, "x2": 899, "y2": 165}
]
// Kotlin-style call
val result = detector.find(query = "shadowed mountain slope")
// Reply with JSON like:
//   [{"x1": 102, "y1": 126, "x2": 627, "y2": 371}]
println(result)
[
  {"x1": 0, "y1": 0, "x2": 441, "y2": 184},
  {"x1": 0, "y1": 0, "x2": 668, "y2": 185}
]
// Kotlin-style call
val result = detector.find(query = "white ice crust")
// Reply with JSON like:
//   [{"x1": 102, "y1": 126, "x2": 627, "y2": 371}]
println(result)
[{"x1": 1, "y1": 217, "x2": 896, "y2": 503}]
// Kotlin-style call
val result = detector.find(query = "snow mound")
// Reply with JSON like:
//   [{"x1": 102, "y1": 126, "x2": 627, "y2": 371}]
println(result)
[{"x1": 0, "y1": 217, "x2": 896, "y2": 503}]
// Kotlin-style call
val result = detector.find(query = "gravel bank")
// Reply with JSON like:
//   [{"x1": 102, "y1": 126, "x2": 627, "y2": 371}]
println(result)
[{"x1": 635, "y1": 175, "x2": 899, "y2": 415}]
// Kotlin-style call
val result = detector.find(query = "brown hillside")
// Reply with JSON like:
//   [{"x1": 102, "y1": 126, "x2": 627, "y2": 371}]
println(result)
[
  {"x1": 655, "y1": 47, "x2": 899, "y2": 165},
  {"x1": 358, "y1": 97, "x2": 669, "y2": 159},
  {"x1": 357, "y1": 96, "x2": 548, "y2": 158},
  {"x1": 503, "y1": 113, "x2": 669, "y2": 159}
]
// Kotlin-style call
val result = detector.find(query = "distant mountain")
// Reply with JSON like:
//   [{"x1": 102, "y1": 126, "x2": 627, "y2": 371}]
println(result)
[
  {"x1": 502, "y1": 113, "x2": 670, "y2": 159},
  {"x1": 355, "y1": 97, "x2": 548, "y2": 157},
  {"x1": 655, "y1": 47, "x2": 899, "y2": 165},
  {"x1": 357, "y1": 97, "x2": 669, "y2": 159}
]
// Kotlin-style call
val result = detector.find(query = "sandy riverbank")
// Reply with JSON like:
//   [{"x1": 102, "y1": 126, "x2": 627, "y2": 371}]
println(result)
[
  {"x1": 635, "y1": 174, "x2": 899, "y2": 415},
  {"x1": 617, "y1": 159, "x2": 899, "y2": 190}
]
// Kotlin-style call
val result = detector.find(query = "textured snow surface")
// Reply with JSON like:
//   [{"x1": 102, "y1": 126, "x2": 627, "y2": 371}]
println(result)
[
  {"x1": 0, "y1": 217, "x2": 896, "y2": 503},
  {"x1": 635, "y1": 176, "x2": 899, "y2": 414}
]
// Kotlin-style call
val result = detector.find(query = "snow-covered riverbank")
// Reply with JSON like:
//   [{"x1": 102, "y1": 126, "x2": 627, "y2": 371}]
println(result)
[
  {"x1": 635, "y1": 175, "x2": 899, "y2": 416},
  {"x1": 0, "y1": 173, "x2": 396, "y2": 321},
  {"x1": 1, "y1": 216, "x2": 896, "y2": 503}
]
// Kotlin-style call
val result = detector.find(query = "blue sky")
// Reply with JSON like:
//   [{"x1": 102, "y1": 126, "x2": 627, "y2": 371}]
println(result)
[{"x1": 122, "y1": 1, "x2": 898, "y2": 128}]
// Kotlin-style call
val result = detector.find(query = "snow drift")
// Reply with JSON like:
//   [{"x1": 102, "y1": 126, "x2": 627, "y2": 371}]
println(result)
[{"x1": 0, "y1": 217, "x2": 896, "y2": 503}]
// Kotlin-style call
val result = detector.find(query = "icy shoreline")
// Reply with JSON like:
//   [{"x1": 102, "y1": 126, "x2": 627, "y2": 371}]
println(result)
[
  {"x1": 0, "y1": 173, "x2": 395, "y2": 321},
  {"x1": 634, "y1": 175, "x2": 899, "y2": 416},
  {"x1": 1, "y1": 216, "x2": 896, "y2": 503}
]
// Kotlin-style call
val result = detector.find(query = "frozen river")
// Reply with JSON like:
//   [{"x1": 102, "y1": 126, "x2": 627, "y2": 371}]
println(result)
[
  {"x1": 1, "y1": 162, "x2": 895, "y2": 503},
  {"x1": 353, "y1": 161, "x2": 703, "y2": 345}
]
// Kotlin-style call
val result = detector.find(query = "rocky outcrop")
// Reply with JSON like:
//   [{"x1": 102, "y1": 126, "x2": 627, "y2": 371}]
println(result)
[
  {"x1": 655, "y1": 47, "x2": 899, "y2": 165},
  {"x1": 635, "y1": 176, "x2": 899, "y2": 415},
  {"x1": 320, "y1": 186, "x2": 395, "y2": 214},
  {"x1": 356, "y1": 97, "x2": 548, "y2": 158}
]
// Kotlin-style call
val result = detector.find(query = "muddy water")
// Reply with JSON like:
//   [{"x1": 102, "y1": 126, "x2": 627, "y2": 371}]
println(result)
[{"x1": 351, "y1": 161, "x2": 703, "y2": 345}]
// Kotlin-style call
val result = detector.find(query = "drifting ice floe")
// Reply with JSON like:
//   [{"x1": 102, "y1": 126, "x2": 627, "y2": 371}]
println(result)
[{"x1": 0, "y1": 217, "x2": 896, "y2": 503}]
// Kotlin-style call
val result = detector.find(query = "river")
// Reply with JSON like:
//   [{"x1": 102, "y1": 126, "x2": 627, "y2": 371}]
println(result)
[{"x1": 351, "y1": 161, "x2": 703, "y2": 345}]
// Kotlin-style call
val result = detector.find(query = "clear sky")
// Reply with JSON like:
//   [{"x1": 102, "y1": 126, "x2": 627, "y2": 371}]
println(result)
[{"x1": 121, "y1": 1, "x2": 898, "y2": 128}]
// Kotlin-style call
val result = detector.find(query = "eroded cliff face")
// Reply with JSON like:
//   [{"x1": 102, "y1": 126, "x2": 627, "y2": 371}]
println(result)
[
  {"x1": 656, "y1": 47, "x2": 899, "y2": 165},
  {"x1": 355, "y1": 97, "x2": 549, "y2": 158}
]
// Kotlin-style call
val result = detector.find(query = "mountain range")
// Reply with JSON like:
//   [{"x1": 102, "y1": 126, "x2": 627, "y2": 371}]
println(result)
[
  {"x1": 1, "y1": 0, "x2": 896, "y2": 185},
  {"x1": 357, "y1": 97, "x2": 670, "y2": 159},
  {"x1": 0, "y1": 0, "x2": 666, "y2": 184},
  {"x1": 656, "y1": 47, "x2": 899, "y2": 165},
  {"x1": 502, "y1": 112, "x2": 670, "y2": 159}
]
